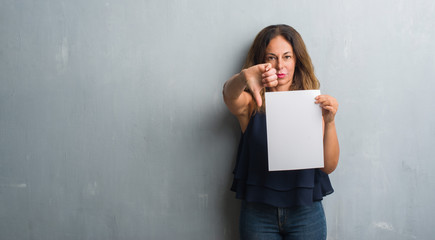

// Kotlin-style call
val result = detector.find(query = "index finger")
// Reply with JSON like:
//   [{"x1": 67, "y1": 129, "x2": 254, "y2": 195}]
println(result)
[
  {"x1": 315, "y1": 95, "x2": 329, "y2": 104},
  {"x1": 315, "y1": 94, "x2": 327, "y2": 99}
]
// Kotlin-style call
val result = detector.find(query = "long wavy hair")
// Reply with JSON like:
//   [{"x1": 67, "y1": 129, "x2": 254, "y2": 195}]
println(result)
[{"x1": 243, "y1": 24, "x2": 320, "y2": 112}]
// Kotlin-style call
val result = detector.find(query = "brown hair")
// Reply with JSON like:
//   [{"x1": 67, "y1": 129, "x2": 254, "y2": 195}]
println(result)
[{"x1": 243, "y1": 24, "x2": 320, "y2": 112}]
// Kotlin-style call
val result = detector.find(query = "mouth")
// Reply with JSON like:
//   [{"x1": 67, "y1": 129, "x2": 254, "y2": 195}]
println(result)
[{"x1": 277, "y1": 73, "x2": 286, "y2": 79}]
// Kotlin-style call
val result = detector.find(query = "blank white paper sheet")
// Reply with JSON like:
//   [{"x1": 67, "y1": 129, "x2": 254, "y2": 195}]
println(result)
[{"x1": 265, "y1": 90, "x2": 324, "y2": 171}]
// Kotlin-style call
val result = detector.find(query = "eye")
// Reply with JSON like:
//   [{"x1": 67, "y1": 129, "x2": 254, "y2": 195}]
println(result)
[
  {"x1": 267, "y1": 56, "x2": 276, "y2": 61},
  {"x1": 284, "y1": 55, "x2": 292, "y2": 60}
]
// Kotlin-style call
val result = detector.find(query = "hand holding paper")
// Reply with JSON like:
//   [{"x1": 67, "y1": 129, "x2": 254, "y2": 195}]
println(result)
[{"x1": 315, "y1": 95, "x2": 339, "y2": 123}]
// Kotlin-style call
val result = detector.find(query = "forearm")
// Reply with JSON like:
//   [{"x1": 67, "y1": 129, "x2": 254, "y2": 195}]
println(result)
[
  {"x1": 321, "y1": 121, "x2": 340, "y2": 174},
  {"x1": 223, "y1": 71, "x2": 247, "y2": 101}
]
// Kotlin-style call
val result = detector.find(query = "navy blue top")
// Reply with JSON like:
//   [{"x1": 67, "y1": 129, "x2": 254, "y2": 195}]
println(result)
[{"x1": 231, "y1": 112, "x2": 334, "y2": 207}]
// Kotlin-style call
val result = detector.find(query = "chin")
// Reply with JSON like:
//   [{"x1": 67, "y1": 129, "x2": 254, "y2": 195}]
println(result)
[{"x1": 277, "y1": 78, "x2": 292, "y2": 87}]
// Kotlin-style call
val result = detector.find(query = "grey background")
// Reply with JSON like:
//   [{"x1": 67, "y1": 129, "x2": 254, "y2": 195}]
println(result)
[{"x1": 1, "y1": 0, "x2": 434, "y2": 239}]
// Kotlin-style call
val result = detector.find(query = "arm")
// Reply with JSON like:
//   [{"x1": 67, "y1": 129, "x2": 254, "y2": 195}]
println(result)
[
  {"x1": 322, "y1": 120, "x2": 339, "y2": 174},
  {"x1": 222, "y1": 71, "x2": 252, "y2": 117},
  {"x1": 222, "y1": 63, "x2": 277, "y2": 131},
  {"x1": 315, "y1": 95, "x2": 340, "y2": 174}
]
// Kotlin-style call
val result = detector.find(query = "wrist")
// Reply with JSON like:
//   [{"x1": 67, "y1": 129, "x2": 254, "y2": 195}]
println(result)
[
  {"x1": 223, "y1": 71, "x2": 248, "y2": 100},
  {"x1": 325, "y1": 120, "x2": 336, "y2": 128},
  {"x1": 238, "y1": 69, "x2": 248, "y2": 87}
]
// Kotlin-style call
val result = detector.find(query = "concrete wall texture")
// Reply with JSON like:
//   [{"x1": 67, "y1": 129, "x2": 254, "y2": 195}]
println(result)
[{"x1": 1, "y1": 0, "x2": 434, "y2": 239}]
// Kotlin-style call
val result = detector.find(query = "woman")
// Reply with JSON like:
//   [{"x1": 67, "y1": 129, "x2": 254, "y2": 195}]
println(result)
[{"x1": 223, "y1": 24, "x2": 339, "y2": 239}]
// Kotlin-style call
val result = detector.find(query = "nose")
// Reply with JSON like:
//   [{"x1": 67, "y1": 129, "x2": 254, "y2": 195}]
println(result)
[{"x1": 277, "y1": 59, "x2": 284, "y2": 70}]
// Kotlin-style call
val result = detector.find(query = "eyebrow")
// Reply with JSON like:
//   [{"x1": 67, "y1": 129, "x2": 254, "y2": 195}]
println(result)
[{"x1": 266, "y1": 51, "x2": 293, "y2": 56}]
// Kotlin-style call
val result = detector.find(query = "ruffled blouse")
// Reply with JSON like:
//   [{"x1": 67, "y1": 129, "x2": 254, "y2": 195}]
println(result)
[{"x1": 231, "y1": 112, "x2": 334, "y2": 207}]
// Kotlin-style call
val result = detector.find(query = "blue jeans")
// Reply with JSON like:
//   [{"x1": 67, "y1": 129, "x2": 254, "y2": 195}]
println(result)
[{"x1": 239, "y1": 201, "x2": 326, "y2": 240}]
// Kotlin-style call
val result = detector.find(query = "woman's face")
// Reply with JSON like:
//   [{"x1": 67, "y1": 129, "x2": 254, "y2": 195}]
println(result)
[{"x1": 264, "y1": 35, "x2": 296, "y2": 91}]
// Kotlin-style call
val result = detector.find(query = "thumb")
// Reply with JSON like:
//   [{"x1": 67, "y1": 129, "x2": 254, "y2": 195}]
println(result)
[{"x1": 253, "y1": 89, "x2": 263, "y2": 107}]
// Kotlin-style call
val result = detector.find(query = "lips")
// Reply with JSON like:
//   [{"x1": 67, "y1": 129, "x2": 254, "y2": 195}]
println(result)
[{"x1": 277, "y1": 73, "x2": 286, "y2": 79}]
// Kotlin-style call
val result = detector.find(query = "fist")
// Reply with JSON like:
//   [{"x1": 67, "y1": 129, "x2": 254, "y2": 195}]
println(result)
[{"x1": 243, "y1": 63, "x2": 277, "y2": 107}]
